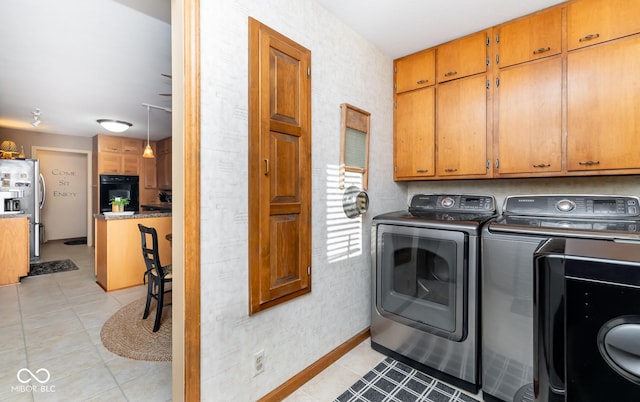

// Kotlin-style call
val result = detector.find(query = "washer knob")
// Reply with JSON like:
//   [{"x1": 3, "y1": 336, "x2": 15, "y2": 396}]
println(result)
[
  {"x1": 556, "y1": 199, "x2": 576, "y2": 212},
  {"x1": 441, "y1": 197, "x2": 455, "y2": 208}
]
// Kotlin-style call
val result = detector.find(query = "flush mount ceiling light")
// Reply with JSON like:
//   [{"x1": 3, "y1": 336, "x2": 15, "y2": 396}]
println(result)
[
  {"x1": 96, "y1": 119, "x2": 132, "y2": 133},
  {"x1": 31, "y1": 108, "x2": 41, "y2": 127}
]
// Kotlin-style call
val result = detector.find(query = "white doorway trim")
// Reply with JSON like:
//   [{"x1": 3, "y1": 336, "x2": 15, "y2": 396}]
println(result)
[{"x1": 32, "y1": 146, "x2": 93, "y2": 247}]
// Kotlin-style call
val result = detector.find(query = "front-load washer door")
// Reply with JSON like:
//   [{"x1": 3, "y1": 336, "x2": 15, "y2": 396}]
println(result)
[{"x1": 375, "y1": 224, "x2": 467, "y2": 341}]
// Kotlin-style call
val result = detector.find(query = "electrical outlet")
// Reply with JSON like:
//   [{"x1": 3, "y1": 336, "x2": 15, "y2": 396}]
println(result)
[{"x1": 253, "y1": 349, "x2": 265, "y2": 376}]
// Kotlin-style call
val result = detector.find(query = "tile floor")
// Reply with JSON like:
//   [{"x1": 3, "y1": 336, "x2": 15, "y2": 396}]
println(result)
[
  {"x1": 1, "y1": 240, "x2": 480, "y2": 402},
  {"x1": 283, "y1": 339, "x2": 483, "y2": 402},
  {"x1": 0, "y1": 240, "x2": 171, "y2": 402}
]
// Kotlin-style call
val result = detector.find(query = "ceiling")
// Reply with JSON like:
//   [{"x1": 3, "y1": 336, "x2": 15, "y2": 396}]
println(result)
[
  {"x1": 0, "y1": 0, "x2": 172, "y2": 141},
  {"x1": 0, "y1": 0, "x2": 566, "y2": 141}
]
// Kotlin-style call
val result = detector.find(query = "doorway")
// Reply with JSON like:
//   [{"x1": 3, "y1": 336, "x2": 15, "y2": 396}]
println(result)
[{"x1": 32, "y1": 147, "x2": 92, "y2": 246}]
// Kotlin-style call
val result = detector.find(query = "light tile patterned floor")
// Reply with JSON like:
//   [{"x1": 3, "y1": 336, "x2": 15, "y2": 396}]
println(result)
[{"x1": 0, "y1": 240, "x2": 171, "y2": 402}]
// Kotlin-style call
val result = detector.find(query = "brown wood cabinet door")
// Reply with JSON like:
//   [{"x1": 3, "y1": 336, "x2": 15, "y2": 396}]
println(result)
[
  {"x1": 394, "y1": 87, "x2": 435, "y2": 179},
  {"x1": 249, "y1": 18, "x2": 311, "y2": 314},
  {"x1": 567, "y1": 37, "x2": 640, "y2": 171},
  {"x1": 395, "y1": 49, "x2": 435, "y2": 93},
  {"x1": 98, "y1": 153, "x2": 121, "y2": 174},
  {"x1": 98, "y1": 135, "x2": 121, "y2": 153},
  {"x1": 436, "y1": 75, "x2": 488, "y2": 177},
  {"x1": 121, "y1": 138, "x2": 141, "y2": 154},
  {"x1": 156, "y1": 153, "x2": 172, "y2": 190},
  {"x1": 142, "y1": 143, "x2": 157, "y2": 189},
  {"x1": 568, "y1": 0, "x2": 640, "y2": 50},
  {"x1": 497, "y1": 7, "x2": 562, "y2": 68},
  {"x1": 437, "y1": 31, "x2": 488, "y2": 83},
  {"x1": 496, "y1": 57, "x2": 562, "y2": 174},
  {"x1": 122, "y1": 154, "x2": 140, "y2": 175}
]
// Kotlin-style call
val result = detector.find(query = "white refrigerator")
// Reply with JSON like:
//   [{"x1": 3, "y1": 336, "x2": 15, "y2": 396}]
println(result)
[{"x1": 0, "y1": 159, "x2": 45, "y2": 259}]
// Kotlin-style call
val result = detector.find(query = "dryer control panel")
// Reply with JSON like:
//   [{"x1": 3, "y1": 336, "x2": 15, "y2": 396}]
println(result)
[{"x1": 503, "y1": 195, "x2": 640, "y2": 218}]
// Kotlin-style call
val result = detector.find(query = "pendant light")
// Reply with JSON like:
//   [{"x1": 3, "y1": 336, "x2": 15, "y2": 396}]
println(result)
[{"x1": 142, "y1": 104, "x2": 155, "y2": 159}]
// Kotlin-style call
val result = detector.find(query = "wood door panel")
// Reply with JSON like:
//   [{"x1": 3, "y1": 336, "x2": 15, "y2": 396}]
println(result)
[
  {"x1": 437, "y1": 31, "x2": 487, "y2": 83},
  {"x1": 266, "y1": 214, "x2": 304, "y2": 300},
  {"x1": 270, "y1": 132, "x2": 299, "y2": 203},
  {"x1": 497, "y1": 57, "x2": 562, "y2": 174},
  {"x1": 497, "y1": 7, "x2": 562, "y2": 67},
  {"x1": 567, "y1": 37, "x2": 640, "y2": 170},
  {"x1": 568, "y1": 0, "x2": 640, "y2": 50},
  {"x1": 394, "y1": 87, "x2": 435, "y2": 178},
  {"x1": 249, "y1": 18, "x2": 311, "y2": 314},
  {"x1": 436, "y1": 75, "x2": 488, "y2": 176},
  {"x1": 395, "y1": 49, "x2": 435, "y2": 93},
  {"x1": 269, "y1": 41, "x2": 302, "y2": 127}
]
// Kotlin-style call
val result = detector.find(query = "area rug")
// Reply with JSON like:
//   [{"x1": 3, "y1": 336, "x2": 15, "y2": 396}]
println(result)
[
  {"x1": 335, "y1": 357, "x2": 480, "y2": 402},
  {"x1": 100, "y1": 297, "x2": 172, "y2": 362},
  {"x1": 29, "y1": 259, "x2": 79, "y2": 276},
  {"x1": 63, "y1": 237, "x2": 87, "y2": 245}
]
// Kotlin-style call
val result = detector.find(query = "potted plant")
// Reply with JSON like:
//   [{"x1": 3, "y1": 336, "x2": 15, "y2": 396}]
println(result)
[{"x1": 109, "y1": 196, "x2": 130, "y2": 213}]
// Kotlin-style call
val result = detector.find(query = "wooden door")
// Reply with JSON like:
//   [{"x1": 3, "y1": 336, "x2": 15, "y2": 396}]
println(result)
[
  {"x1": 496, "y1": 57, "x2": 562, "y2": 174},
  {"x1": 567, "y1": 37, "x2": 640, "y2": 171},
  {"x1": 436, "y1": 31, "x2": 488, "y2": 83},
  {"x1": 249, "y1": 18, "x2": 311, "y2": 314},
  {"x1": 394, "y1": 87, "x2": 435, "y2": 179},
  {"x1": 395, "y1": 49, "x2": 435, "y2": 93},
  {"x1": 496, "y1": 7, "x2": 562, "y2": 68},
  {"x1": 568, "y1": 0, "x2": 640, "y2": 50},
  {"x1": 436, "y1": 75, "x2": 488, "y2": 177}
]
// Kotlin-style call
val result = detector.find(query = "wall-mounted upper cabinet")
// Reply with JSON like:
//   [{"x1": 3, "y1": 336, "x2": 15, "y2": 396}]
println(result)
[
  {"x1": 394, "y1": 87, "x2": 435, "y2": 180},
  {"x1": 568, "y1": 0, "x2": 640, "y2": 50},
  {"x1": 496, "y1": 7, "x2": 562, "y2": 68},
  {"x1": 567, "y1": 36, "x2": 640, "y2": 171},
  {"x1": 395, "y1": 49, "x2": 435, "y2": 93},
  {"x1": 436, "y1": 31, "x2": 488, "y2": 83}
]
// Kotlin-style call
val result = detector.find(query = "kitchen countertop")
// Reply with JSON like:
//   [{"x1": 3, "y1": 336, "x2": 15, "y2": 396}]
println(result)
[
  {"x1": 0, "y1": 212, "x2": 30, "y2": 219},
  {"x1": 94, "y1": 211, "x2": 171, "y2": 220}
]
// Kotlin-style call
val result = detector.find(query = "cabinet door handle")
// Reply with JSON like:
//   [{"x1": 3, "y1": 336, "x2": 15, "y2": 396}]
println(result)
[
  {"x1": 264, "y1": 159, "x2": 270, "y2": 176},
  {"x1": 444, "y1": 71, "x2": 458, "y2": 77},
  {"x1": 533, "y1": 47, "x2": 551, "y2": 55},
  {"x1": 579, "y1": 33, "x2": 600, "y2": 42},
  {"x1": 532, "y1": 163, "x2": 551, "y2": 168},
  {"x1": 416, "y1": 169, "x2": 429, "y2": 173},
  {"x1": 416, "y1": 79, "x2": 429, "y2": 84},
  {"x1": 578, "y1": 160, "x2": 600, "y2": 166},
  {"x1": 444, "y1": 168, "x2": 458, "y2": 172}
]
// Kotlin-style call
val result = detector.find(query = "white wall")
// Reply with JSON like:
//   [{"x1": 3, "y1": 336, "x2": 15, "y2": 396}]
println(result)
[
  {"x1": 408, "y1": 175, "x2": 640, "y2": 211},
  {"x1": 200, "y1": 1, "x2": 405, "y2": 400}
]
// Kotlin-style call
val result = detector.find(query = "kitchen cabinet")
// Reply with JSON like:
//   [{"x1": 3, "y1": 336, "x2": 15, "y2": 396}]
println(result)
[
  {"x1": 436, "y1": 74, "x2": 489, "y2": 177},
  {"x1": 394, "y1": 86, "x2": 435, "y2": 180},
  {"x1": 496, "y1": 7, "x2": 562, "y2": 68},
  {"x1": 395, "y1": 49, "x2": 435, "y2": 93},
  {"x1": 495, "y1": 57, "x2": 562, "y2": 175},
  {"x1": 0, "y1": 216, "x2": 29, "y2": 286},
  {"x1": 95, "y1": 214, "x2": 171, "y2": 291},
  {"x1": 156, "y1": 137, "x2": 172, "y2": 190},
  {"x1": 568, "y1": 0, "x2": 640, "y2": 50},
  {"x1": 436, "y1": 30, "x2": 488, "y2": 83},
  {"x1": 94, "y1": 135, "x2": 141, "y2": 175},
  {"x1": 567, "y1": 36, "x2": 640, "y2": 172}
]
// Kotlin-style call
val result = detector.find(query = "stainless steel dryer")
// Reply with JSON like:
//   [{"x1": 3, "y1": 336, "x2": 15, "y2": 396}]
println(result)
[
  {"x1": 371, "y1": 194, "x2": 496, "y2": 393},
  {"x1": 481, "y1": 194, "x2": 640, "y2": 402}
]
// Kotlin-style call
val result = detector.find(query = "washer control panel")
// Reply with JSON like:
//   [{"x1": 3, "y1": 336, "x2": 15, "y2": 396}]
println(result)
[
  {"x1": 410, "y1": 194, "x2": 495, "y2": 213},
  {"x1": 503, "y1": 195, "x2": 640, "y2": 218}
]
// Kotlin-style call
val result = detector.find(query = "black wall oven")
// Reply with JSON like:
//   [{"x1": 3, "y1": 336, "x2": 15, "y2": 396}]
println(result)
[
  {"x1": 99, "y1": 174, "x2": 139, "y2": 212},
  {"x1": 371, "y1": 194, "x2": 495, "y2": 393}
]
